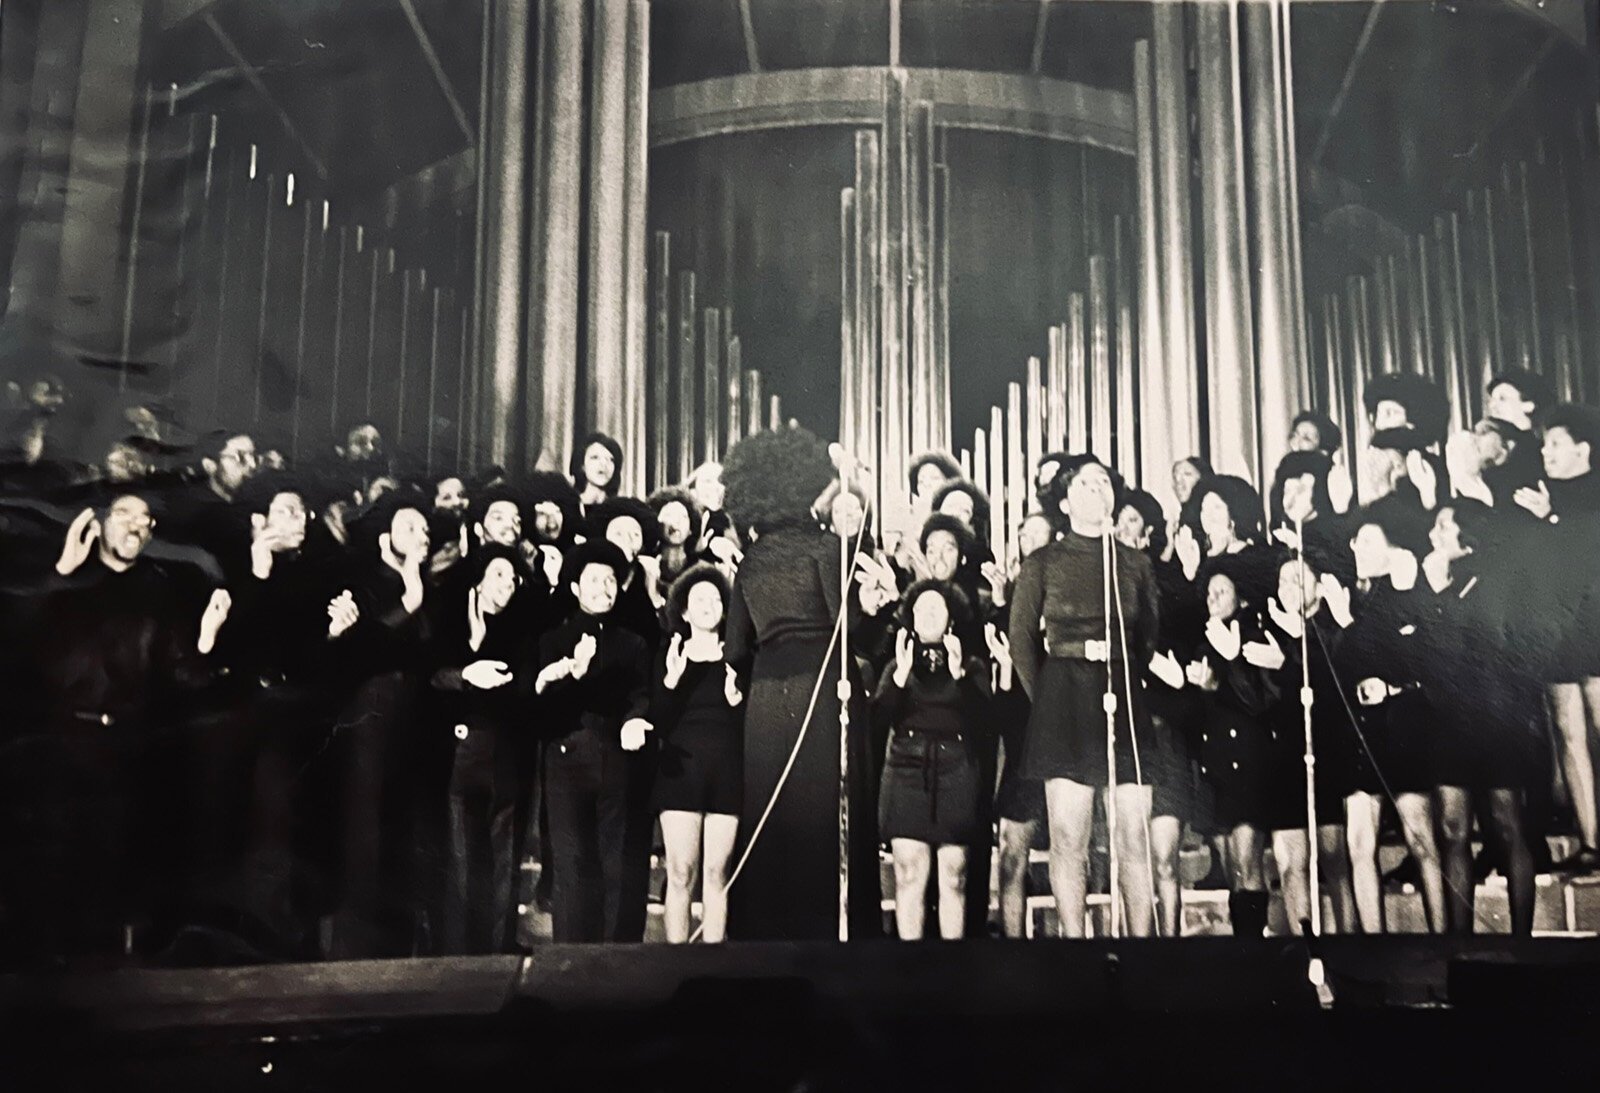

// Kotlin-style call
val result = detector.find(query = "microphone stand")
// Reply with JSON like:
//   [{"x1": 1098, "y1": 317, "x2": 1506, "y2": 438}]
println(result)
[
  {"x1": 835, "y1": 455, "x2": 858, "y2": 943},
  {"x1": 1102, "y1": 529, "x2": 1121, "y2": 939},
  {"x1": 1296, "y1": 516, "x2": 1322, "y2": 938}
]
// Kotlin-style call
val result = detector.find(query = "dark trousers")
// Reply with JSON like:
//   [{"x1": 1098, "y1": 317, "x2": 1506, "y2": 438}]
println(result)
[
  {"x1": 0, "y1": 727, "x2": 142, "y2": 961},
  {"x1": 326, "y1": 673, "x2": 413, "y2": 958},
  {"x1": 544, "y1": 726, "x2": 631, "y2": 943},
  {"x1": 444, "y1": 722, "x2": 521, "y2": 954}
]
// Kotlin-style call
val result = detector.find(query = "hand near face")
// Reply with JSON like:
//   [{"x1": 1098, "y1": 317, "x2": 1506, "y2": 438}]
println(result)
[
  {"x1": 943, "y1": 633, "x2": 964, "y2": 679},
  {"x1": 56, "y1": 507, "x2": 100, "y2": 576},
  {"x1": 327, "y1": 589, "x2": 360, "y2": 638},
  {"x1": 1514, "y1": 481, "x2": 1552, "y2": 520}
]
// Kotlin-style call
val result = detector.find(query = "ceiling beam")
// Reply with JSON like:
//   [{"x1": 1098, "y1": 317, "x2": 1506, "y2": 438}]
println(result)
[
  {"x1": 889, "y1": 0, "x2": 901, "y2": 68},
  {"x1": 1030, "y1": 0, "x2": 1053, "y2": 76},
  {"x1": 396, "y1": 0, "x2": 475, "y2": 145},
  {"x1": 737, "y1": 0, "x2": 762, "y2": 74},
  {"x1": 202, "y1": 12, "x2": 329, "y2": 179},
  {"x1": 1311, "y1": 0, "x2": 1387, "y2": 164}
]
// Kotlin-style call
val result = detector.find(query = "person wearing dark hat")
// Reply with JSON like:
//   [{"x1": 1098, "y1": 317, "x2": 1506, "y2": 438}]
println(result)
[
  {"x1": 589, "y1": 496, "x2": 665, "y2": 648},
  {"x1": 426, "y1": 543, "x2": 538, "y2": 954},
  {"x1": 1362, "y1": 374, "x2": 1450, "y2": 508},
  {"x1": 1178, "y1": 551, "x2": 1279, "y2": 939},
  {"x1": 651, "y1": 564, "x2": 744, "y2": 943},
  {"x1": 1334, "y1": 498, "x2": 1447, "y2": 933},
  {"x1": 721, "y1": 426, "x2": 881, "y2": 941},
  {"x1": 321, "y1": 489, "x2": 435, "y2": 957},
  {"x1": 181, "y1": 470, "x2": 353, "y2": 957},
  {"x1": 1451, "y1": 369, "x2": 1551, "y2": 508},
  {"x1": 570, "y1": 431, "x2": 623, "y2": 517},
  {"x1": 534, "y1": 539, "x2": 654, "y2": 942},
  {"x1": 0, "y1": 489, "x2": 205, "y2": 962},
  {"x1": 1008, "y1": 454, "x2": 1161, "y2": 938},
  {"x1": 873, "y1": 579, "x2": 990, "y2": 940},
  {"x1": 1361, "y1": 426, "x2": 1443, "y2": 512}
]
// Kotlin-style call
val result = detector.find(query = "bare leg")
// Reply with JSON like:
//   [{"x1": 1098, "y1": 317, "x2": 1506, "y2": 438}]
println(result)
[
  {"x1": 1150, "y1": 815, "x2": 1183, "y2": 939},
  {"x1": 658, "y1": 811, "x2": 704, "y2": 944},
  {"x1": 935, "y1": 845, "x2": 968, "y2": 940},
  {"x1": 1487, "y1": 788, "x2": 1534, "y2": 937},
  {"x1": 890, "y1": 839, "x2": 931, "y2": 940},
  {"x1": 1272, "y1": 828, "x2": 1310, "y2": 934},
  {"x1": 1229, "y1": 823, "x2": 1266, "y2": 892},
  {"x1": 997, "y1": 817, "x2": 1038, "y2": 939},
  {"x1": 699, "y1": 813, "x2": 738, "y2": 943},
  {"x1": 1346, "y1": 793, "x2": 1384, "y2": 933},
  {"x1": 1319, "y1": 823, "x2": 1356, "y2": 934},
  {"x1": 1111, "y1": 785, "x2": 1155, "y2": 937},
  {"x1": 1436, "y1": 786, "x2": 1475, "y2": 935},
  {"x1": 1395, "y1": 791, "x2": 1447, "y2": 933},
  {"x1": 1044, "y1": 779, "x2": 1095, "y2": 938},
  {"x1": 1550, "y1": 682, "x2": 1599, "y2": 850}
]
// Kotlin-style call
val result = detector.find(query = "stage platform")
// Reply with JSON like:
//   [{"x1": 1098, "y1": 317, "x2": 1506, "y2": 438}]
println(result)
[{"x1": 4, "y1": 937, "x2": 1600, "y2": 1088}]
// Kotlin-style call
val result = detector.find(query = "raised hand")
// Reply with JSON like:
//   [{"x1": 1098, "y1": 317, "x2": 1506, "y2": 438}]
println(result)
[
  {"x1": 571, "y1": 632, "x2": 598, "y2": 678},
  {"x1": 1327, "y1": 463, "x2": 1354, "y2": 514},
  {"x1": 1267, "y1": 595, "x2": 1302, "y2": 640},
  {"x1": 893, "y1": 628, "x2": 915, "y2": 686},
  {"x1": 1242, "y1": 629, "x2": 1286, "y2": 670},
  {"x1": 663, "y1": 632, "x2": 689, "y2": 688},
  {"x1": 1174, "y1": 525, "x2": 1202, "y2": 581},
  {"x1": 724, "y1": 663, "x2": 743, "y2": 707},
  {"x1": 539, "y1": 544, "x2": 563, "y2": 588},
  {"x1": 1318, "y1": 573, "x2": 1354, "y2": 629},
  {"x1": 1405, "y1": 450, "x2": 1439, "y2": 511},
  {"x1": 980, "y1": 560, "x2": 1008, "y2": 607},
  {"x1": 463, "y1": 658, "x2": 513, "y2": 689},
  {"x1": 943, "y1": 633, "x2": 965, "y2": 679},
  {"x1": 1514, "y1": 481, "x2": 1553, "y2": 520},
  {"x1": 1271, "y1": 525, "x2": 1301, "y2": 551},
  {"x1": 197, "y1": 588, "x2": 232, "y2": 654},
  {"x1": 327, "y1": 589, "x2": 360, "y2": 638},
  {"x1": 638, "y1": 553, "x2": 665, "y2": 607},
  {"x1": 56, "y1": 507, "x2": 100, "y2": 576},
  {"x1": 1205, "y1": 617, "x2": 1242, "y2": 661}
]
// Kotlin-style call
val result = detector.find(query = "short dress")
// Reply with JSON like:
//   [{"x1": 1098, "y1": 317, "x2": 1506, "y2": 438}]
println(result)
[
  {"x1": 1192, "y1": 618, "x2": 1280, "y2": 831},
  {"x1": 650, "y1": 657, "x2": 744, "y2": 815},
  {"x1": 1261, "y1": 611, "x2": 1360, "y2": 831},
  {"x1": 874, "y1": 657, "x2": 990, "y2": 845},
  {"x1": 1335, "y1": 579, "x2": 1440, "y2": 796},
  {"x1": 1008, "y1": 533, "x2": 1161, "y2": 789}
]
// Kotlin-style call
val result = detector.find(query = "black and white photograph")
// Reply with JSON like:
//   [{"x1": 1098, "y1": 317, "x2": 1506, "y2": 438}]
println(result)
[{"x1": 1, "y1": 0, "x2": 1599, "y2": 1086}]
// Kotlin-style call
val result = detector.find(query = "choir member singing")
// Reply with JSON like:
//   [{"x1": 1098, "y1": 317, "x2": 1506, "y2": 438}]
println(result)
[
  {"x1": 1008, "y1": 455, "x2": 1160, "y2": 938},
  {"x1": 652, "y1": 565, "x2": 745, "y2": 943}
]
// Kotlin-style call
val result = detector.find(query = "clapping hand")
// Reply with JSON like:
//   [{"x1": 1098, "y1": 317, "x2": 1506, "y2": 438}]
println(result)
[
  {"x1": 1267, "y1": 595, "x2": 1302, "y2": 639},
  {"x1": 1174, "y1": 525, "x2": 1202, "y2": 581},
  {"x1": 1149, "y1": 649, "x2": 1184, "y2": 689},
  {"x1": 197, "y1": 588, "x2": 232, "y2": 654},
  {"x1": 56, "y1": 507, "x2": 100, "y2": 576},
  {"x1": 1318, "y1": 574, "x2": 1354, "y2": 628},
  {"x1": 463, "y1": 658, "x2": 513, "y2": 689},
  {"x1": 571, "y1": 632, "x2": 598, "y2": 679},
  {"x1": 1355, "y1": 677, "x2": 1389, "y2": 707},
  {"x1": 1205, "y1": 617, "x2": 1242, "y2": 661},
  {"x1": 663, "y1": 633, "x2": 689, "y2": 688},
  {"x1": 1327, "y1": 463, "x2": 1354, "y2": 514},
  {"x1": 893, "y1": 628, "x2": 915, "y2": 686},
  {"x1": 1185, "y1": 657, "x2": 1218, "y2": 692},
  {"x1": 327, "y1": 589, "x2": 360, "y2": 638},
  {"x1": 724, "y1": 664, "x2": 743, "y2": 707},
  {"x1": 1405, "y1": 450, "x2": 1439, "y2": 511},
  {"x1": 1514, "y1": 481, "x2": 1553, "y2": 520},
  {"x1": 943, "y1": 633, "x2": 964, "y2": 679},
  {"x1": 980, "y1": 560, "x2": 1008, "y2": 607},
  {"x1": 1242, "y1": 629, "x2": 1286, "y2": 670},
  {"x1": 1271, "y1": 525, "x2": 1301, "y2": 551},
  {"x1": 620, "y1": 717, "x2": 652, "y2": 752}
]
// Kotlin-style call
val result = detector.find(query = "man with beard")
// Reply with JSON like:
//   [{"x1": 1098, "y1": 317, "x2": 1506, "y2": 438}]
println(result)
[{"x1": 0, "y1": 491, "x2": 205, "y2": 963}]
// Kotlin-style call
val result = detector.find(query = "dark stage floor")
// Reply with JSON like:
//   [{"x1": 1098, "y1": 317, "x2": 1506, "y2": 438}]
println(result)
[{"x1": 4, "y1": 937, "x2": 1600, "y2": 1090}]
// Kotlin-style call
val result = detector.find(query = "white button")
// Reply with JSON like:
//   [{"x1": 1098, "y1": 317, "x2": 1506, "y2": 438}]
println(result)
[
  {"x1": 454, "y1": 724, "x2": 468, "y2": 740},
  {"x1": 1201, "y1": 765, "x2": 1208, "y2": 774},
  {"x1": 1232, "y1": 761, "x2": 1239, "y2": 770},
  {"x1": 1230, "y1": 729, "x2": 1237, "y2": 738}
]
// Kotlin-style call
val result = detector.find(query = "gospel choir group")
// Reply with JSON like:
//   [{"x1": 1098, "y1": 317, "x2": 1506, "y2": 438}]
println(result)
[{"x1": 0, "y1": 363, "x2": 1597, "y2": 962}]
